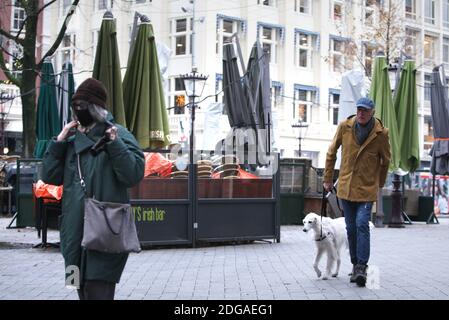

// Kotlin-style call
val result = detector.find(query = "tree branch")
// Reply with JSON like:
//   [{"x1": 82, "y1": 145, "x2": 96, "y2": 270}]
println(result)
[
  {"x1": 37, "y1": 0, "x2": 57, "y2": 16},
  {"x1": 0, "y1": 46, "x2": 21, "y2": 87},
  {"x1": 38, "y1": 0, "x2": 80, "y2": 68},
  {"x1": 0, "y1": 29, "x2": 22, "y2": 44}
]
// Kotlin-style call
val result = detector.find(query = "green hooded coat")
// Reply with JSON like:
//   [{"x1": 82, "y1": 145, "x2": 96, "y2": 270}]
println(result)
[{"x1": 42, "y1": 114, "x2": 144, "y2": 285}]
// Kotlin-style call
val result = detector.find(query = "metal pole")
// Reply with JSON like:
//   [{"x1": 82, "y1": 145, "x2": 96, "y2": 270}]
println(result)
[
  {"x1": 191, "y1": 0, "x2": 196, "y2": 68},
  {"x1": 189, "y1": 69, "x2": 197, "y2": 247},
  {"x1": 389, "y1": 173, "x2": 405, "y2": 227}
]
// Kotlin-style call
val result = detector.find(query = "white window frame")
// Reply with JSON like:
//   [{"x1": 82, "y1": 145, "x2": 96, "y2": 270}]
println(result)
[
  {"x1": 296, "y1": 32, "x2": 313, "y2": 68},
  {"x1": 97, "y1": 0, "x2": 113, "y2": 11},
  {"x1": 294, "y1": 0, "x2": 311, "y2": 14},
  {"x1": 424, "y1": 73, "x2": 432, "y2": 101},
  {"x1": 91, "y1": 30, "x2": 99, "y2": 64},
  {"x1": 260, "y1": 26, "x2": 279, "y2": 64},
  {"x1": 58, "y1": 33, "x2": 76, "y2": 72},
  {"x1": 8, "y1": 42, "x2": 23, "y2": 78},
  {"x1": 406, "y1": 0, "x2": 417, "y2": 20},
  {"x1": 330, "y1": 38, "x2": 345, "y2": 73},
  {"x1": 294, "y1": 88, "x2": 316, "y2": 123},
  {"x1": 363, "y1": 44, "x2": 375, "y2": 76},
  {"x1": 444, "y1": 0, "x2": 449, "y2": 28},
  {"x1": 405, "y1": 28, "x2": 418, "y2": 59},
  {"x1": 424, "y1": 34, "x2": 436, "y2": 65},
  {"x1": 425, "y1": 0, "x2": 436, "y2": 25},
  {"x1": 170, "y1": 18, "x2": 192, "y2": 57},
  {"x1": 332, "y1": 0, "x2": 344, "y2": 22},
  {"x1": 216, "y1": 19, "x2": 242, "y2": 56},
  {"x1": 271, "y1": 84, "x2": 283, "y2": 110},
  {"x1": 168, "y1": 77, "x2": 187, "y2": 115},
  {"x1": 444, "y1": 37, "x2": 449, "y2": 68},
  {"x1": 11, "y1": 1, "x2": 26, "y2": 32},
  {"x1": 258, "y1": 0, "x2": 276, "y2": 7},
  {"x1": 329, "y1": 93, "x2": 340, "y2": 125}
]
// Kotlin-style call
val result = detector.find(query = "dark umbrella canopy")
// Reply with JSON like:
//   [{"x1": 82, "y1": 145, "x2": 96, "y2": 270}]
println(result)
[
  {"x1": 430, "y1": 65, "x2": 449, "y2": 174},
  {"x1": 122, "y1": 21, "x2": 171, "y2": 149},
  {"x1": 58, "y1": 61, "x2": 74, "y2": 128},
  {"x1": 245, "y1": 41, "x2": 272, "y2": 154},
  {"x1": 246, "y1": 41, "x2": 271, "y2": 130},
  {"x1": 92, "y1": 11, "x2": 126, "y2": 126},
  {"x1": 393, "y1": 60, "x2": 420, "y2": 172},
  {"x1": 34, "y1": 59, "x2": 61, "y2": 158},
  {"x1": 223, "y1": 43, "x2": 254, "y2": 128},
  {"x1": 370, "y1": 55, "x2": 400, "y2": 171}
]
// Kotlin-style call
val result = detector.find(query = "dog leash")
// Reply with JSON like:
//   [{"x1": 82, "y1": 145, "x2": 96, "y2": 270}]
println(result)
[{"x1": 319, "y1": 187, "x2": 326, "y2": 240}]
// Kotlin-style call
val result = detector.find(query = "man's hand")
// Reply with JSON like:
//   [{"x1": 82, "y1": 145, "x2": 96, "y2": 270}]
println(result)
[
  {"x1": 323, "y1": 182, "x2": 333, "y2": 192},
  {"x1": 56, "y1": 120, "x2": 78, "y2": 142}
]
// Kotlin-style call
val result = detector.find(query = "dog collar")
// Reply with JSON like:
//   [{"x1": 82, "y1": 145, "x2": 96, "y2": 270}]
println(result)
[{"x1": 315, "y1": 234, "x2": 328, "y2": 241}]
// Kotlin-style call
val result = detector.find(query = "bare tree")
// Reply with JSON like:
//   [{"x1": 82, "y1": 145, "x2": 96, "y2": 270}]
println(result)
[
  {"x1": 0, "y1": 0, "x2": 80, "y2": 157},
  {"x1": 332, "y1": 0, "x2": 406, "y2": 78}
]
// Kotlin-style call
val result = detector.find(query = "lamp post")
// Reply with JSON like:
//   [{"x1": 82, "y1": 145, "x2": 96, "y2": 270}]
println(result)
[
  {"x1": 0, "y1": 91, "x2": 8, "y2": 155},
  {"x1": 291, "y1": 121, "x2": 309, "y2": 158},
  {"x1": 180, "y1": 67, "x2": 207, "y2": 246},
  {"x1": 387, "y1": 61, "x2": 405, "y2": 228}
]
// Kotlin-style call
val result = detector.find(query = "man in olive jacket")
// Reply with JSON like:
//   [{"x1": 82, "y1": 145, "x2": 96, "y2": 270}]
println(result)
[
  {"x1": 323, "y1": 97, "x2": 391, "y2": 287},
  {"x1": 42, "y1": 78, "x2": 144, "y2": 299}
]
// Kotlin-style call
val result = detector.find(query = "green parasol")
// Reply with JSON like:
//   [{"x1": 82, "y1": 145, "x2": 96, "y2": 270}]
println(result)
[
  {"x1": 393, "y1": 60, "x2": 420, "y2": 172},
  {"x1": 370, "y1": 55, "x2": 400, "y2": 171},
  {"x1": 92, "y1": 11, "x2": 126, "y2": 126},
  {"x1": 122, "y1": 17, "x2": 170, "y2": 149},
  {"x1": 34, "y1": 58, "x2": 61, "y2": 158}
]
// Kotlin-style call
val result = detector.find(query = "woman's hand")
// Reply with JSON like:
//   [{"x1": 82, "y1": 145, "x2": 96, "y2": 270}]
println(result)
[
  {"x1": 56, "y1": 120, "x2": 78, "y2": 142},
  {"x1": 105, "y1": 126, "x2": 118, "y2": 141}
]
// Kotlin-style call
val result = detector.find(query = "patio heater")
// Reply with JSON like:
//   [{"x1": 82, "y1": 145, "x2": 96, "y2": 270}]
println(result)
[{"x1": 388, "y1": 62, "x2": 405, "y2": 228}]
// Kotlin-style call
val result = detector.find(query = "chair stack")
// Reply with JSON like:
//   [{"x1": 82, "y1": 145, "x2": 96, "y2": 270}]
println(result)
[
  {"x1": 212, "y1": 155, "x2": 240, "y2": 179},
  {"x1": 197, "y1": 160, "x2": 212, "y2": 178}
]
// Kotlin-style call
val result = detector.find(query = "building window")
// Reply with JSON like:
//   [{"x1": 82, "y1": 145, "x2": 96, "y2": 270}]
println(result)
[
  {"x1": 363, "y1": 44, "x2": 375, "y2": 77},
  {"x1": 332, "y1": 0, "x2": 344, "y2": 21},
  {"x1": 271, "y1": 82, "x2": 283, "y2": 110},
  {"x1": 12, "y1": 1, "x2": 26, "y2": 31},
  {"x1": 330, "y1": 38, "x2": 345, "y2": 73},
  {"x1": 296, "y1": 32, "x2": 313, "y2": 68},
  {"x1": 423, "y1": 115, "x2": 433, "y2": 153},
  {"x1": 91, "y1": 30, "x2": 99, "y2": 63},
  {"x1": 444, "y1": 38, "x2": 449, "y2": 68},
  {"x1": 329, "y1": 92, "x2": 340, "y2": 125},
  {"x1": 215, "y1": 74, "x2": 224, "y2": 105},
  {"x1": 170, "y1": 18, "x2": 193, "y2": 56},
  {"x1": 405, "y1": 28, "x2": 419, "y2": 59},
  {"x1": 8, "y1": 42, "x2": 23, "y2": 78},
  {"x1": 258, "y1": 0, "x2": 276, "y2": 6},
  {"x1": 293, "y1": 87, "x2": 317, "y2": 123},
  {"x1": 444, "y1": 0, "x2": 449, "y2": 28},
  {"x1": 294, "y1": 0, "x2": 311, "y2": 14},
  {"x1": 425, "y1": 0, "x2": 436, "y2": 25},
  {"x1": 424, "y1": 35, "x2": 436, "y2": 65},
  {"x1": 406, "y1": 0, "x2": 417, "y2": 20},
  {"x1": 98, "y1": 0, "x2": 114, "y2": 10},
  {"x1": 58, "y1": 34, "x2": 76, "y2": 71},
  {"x1": 216, "y1": 19, "x2": 244, "y2": 56},
  {"x1": 169, "y1": 77, "x2": 186, "y2": 115},
  {"x1": 260, "y1": 26, "x2": 280, "y2": 64},
  {"x1": 424, "y1": 73, "x2": 432, "y2": 101}
]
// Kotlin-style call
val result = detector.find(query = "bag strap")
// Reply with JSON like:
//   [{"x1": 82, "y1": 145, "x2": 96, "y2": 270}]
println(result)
[
  {"x1": 99, "y1": 204, "x2": 127, "y2": 235},
  {"x1": 77, "y1": 154, "x2": 87, "y2": 195}
]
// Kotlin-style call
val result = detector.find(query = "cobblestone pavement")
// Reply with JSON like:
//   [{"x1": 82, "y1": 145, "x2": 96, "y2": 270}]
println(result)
[{"x1": 1, "y1": 216, "x2": 448, "y2": 300}]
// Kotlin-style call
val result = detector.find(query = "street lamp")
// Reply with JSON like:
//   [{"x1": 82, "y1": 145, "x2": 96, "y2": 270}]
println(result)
[
  {"x1": 291, "y1": 121, "x2": 309, "y2": 158},
  {"x1": 180, "y1": 67, "x2": 207, "y2": 247},
  {"x1": 387, "y1": 61, "x2": 406, "y2": 228}
]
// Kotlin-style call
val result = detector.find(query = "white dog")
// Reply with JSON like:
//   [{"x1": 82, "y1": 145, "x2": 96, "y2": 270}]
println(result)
[{"x1": 302, "y1": 212, "x2": 348, "y2": 280}]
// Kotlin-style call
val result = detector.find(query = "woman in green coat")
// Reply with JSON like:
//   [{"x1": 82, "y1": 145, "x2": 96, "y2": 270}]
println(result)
[{"x1": 42, "y1": 78, "x2": 144, "y2": 300}]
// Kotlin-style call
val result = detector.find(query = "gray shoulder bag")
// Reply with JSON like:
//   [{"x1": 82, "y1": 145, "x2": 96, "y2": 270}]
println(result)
[{"x1": 77, "y1": 154, "x2": 141, "y2": 254}]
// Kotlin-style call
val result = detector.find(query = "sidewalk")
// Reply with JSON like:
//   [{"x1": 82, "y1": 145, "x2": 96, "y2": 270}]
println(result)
[{"x1": 0, "y1": 216, "x2": 448, "y2": 300}]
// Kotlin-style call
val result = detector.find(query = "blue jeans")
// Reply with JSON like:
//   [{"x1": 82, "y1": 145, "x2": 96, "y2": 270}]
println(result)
[{"x1": 340, "y1": 200, "x2": 372, "y2": 265}]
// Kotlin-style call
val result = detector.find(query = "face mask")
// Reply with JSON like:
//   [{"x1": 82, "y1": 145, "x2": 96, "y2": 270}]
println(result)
[{"x1": 73, "y1": 100, "x2": 94, "y2": 127}]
